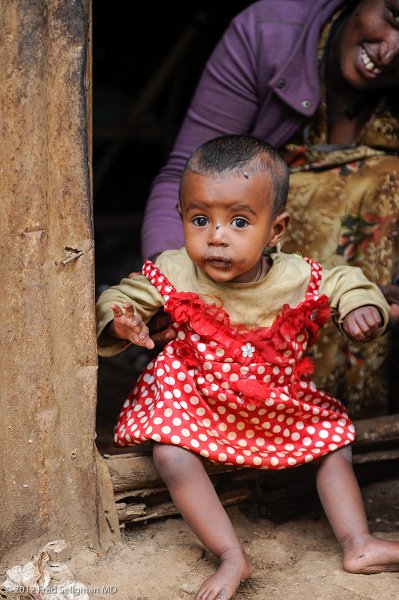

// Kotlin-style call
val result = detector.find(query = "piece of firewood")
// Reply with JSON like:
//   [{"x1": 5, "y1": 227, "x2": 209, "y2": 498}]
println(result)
[
  {"x1": 116, "y1": 488, "x2": 252, "y2": 524},
  {"x1": 105, "y1": 452, "x2": 234, "y2": 492},
  {"x1": 352, "y1": 414, "x2": 399, "y2": 451}
]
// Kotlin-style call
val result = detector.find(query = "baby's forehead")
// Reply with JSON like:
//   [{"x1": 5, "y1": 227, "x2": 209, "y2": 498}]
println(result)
[
  {"x1": 183, "y1": 168, "x2": 272, "y2": 184},
  {"x1": 180, "y1": 169, "x2": 274, "y2": 210}
]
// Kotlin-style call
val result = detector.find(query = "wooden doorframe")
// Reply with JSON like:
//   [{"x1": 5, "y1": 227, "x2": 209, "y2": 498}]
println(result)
[{"x1": 0, "y1": 0, "x2": 118, "y2": 564}]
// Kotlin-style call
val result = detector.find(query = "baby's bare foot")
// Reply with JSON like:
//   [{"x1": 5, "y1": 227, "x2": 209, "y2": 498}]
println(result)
[
  {"x1": 196, "y1": 548, "x2": 252, "y2": 600},
  {"x1": 343, "y1": 534, "x2": 399, "y2": 574}
]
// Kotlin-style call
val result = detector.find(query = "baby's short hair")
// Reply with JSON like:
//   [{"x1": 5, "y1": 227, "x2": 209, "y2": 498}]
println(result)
[{"x1": 181, "y1": 135, "x2": 289, "y2": 216}]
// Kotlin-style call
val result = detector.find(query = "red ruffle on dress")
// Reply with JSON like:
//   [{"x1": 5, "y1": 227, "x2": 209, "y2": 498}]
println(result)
[{"x1": 114, "y1": 258, "x2": 355, "y2": 469}]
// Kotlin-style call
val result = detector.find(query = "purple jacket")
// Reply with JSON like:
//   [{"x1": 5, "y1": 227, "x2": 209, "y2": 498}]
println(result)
[{"x1": 141, "y1": 0, "x2": 345, "y2": 259}]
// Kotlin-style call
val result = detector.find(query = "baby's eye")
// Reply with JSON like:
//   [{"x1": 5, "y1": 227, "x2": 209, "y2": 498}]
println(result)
[
  {"x1": 192, "y1": 216, "x2": 208, "y2": 227},
  {"x1": 231, "y1": 217, "x2": 249, "y2": 229}
]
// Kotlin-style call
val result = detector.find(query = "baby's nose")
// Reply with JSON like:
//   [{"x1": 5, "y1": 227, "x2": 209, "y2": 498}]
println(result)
[{"x1": 208, "y1": 224, "x2": 228, "y2": 245}]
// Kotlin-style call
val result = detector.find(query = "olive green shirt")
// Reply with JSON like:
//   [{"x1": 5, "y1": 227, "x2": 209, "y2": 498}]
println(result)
[{"x1": 96, "y1": 248, "x2": 389, "y2": 357}]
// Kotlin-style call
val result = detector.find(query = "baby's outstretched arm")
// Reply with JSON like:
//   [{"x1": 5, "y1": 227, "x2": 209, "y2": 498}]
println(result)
[
  {"x1": 342, "y1": 305, "x2": 382, "y2": 342},
  {"x1": 110, "y1": 302, "x2": 155, "y2": 350}
]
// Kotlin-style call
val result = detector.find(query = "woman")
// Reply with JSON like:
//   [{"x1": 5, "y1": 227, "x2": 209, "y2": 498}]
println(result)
[{"x1": 140, "y1": 0, "x2": 399, "y2": 418}]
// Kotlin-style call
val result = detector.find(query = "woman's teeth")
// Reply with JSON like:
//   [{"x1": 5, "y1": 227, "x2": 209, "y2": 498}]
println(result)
[{"x1": 361, "y1": 48, "x2": 382, "y2": 75}]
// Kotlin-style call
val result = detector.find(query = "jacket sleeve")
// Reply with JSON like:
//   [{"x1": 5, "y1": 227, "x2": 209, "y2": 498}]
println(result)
[
  {"x1": 96, "y1": 275, "x2": 164, "y2": 356},
  {"x1": 141, "y1": 6, "x2": 260, "y2": 260},
  {"x1": 320, "y1": 265, "x2": 390, "y2": 334}
]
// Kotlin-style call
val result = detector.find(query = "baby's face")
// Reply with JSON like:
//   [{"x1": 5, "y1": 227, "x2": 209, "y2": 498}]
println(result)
[{"x1": 180, "y1": 170, "x2": 286, "y2": 283}]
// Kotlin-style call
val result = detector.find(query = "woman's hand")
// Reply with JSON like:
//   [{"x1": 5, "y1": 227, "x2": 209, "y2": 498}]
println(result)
[
  {"x1": 378, "y1": 282, "x2": 399, "y2": 329},
  {"x1": 110, "y1": 302, "x2": 154, "y2": 350},
  {"x1": 128, "y1": 271, "x2": 177, "y2": 349},
  {"x1": 147, "y1": 310, "x2": 177, "y2": 349},
  {"x1": 342, "y1": 305, "x2": 382, "y2": 342}
]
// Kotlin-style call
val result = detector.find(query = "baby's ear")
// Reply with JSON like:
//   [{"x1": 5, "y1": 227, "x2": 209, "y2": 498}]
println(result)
[
  {"x1": 176, "y1": 202, "x2": 182, "y2": 218},
  {"x1": 267, "y1": 211, "x2": 289, "y2": 248}
]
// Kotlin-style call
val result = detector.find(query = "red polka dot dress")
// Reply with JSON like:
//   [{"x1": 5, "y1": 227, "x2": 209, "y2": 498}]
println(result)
[{"x1": 114, "y1": 258, "x2": 356, "y2": 469}]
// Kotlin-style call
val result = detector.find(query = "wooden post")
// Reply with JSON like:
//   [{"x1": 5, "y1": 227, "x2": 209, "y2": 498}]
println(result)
[{"x1": 0, "y1": 0, "x2": 118, "y2": 562}]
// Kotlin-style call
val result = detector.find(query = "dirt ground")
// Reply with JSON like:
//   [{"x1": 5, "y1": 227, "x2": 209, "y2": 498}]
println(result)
[
  {"x1": 61, "y1": 476, "x2": 399, "y2": 600},
  {"x1": 2, "y1": 478, "x2": 398, "y2": 600}
]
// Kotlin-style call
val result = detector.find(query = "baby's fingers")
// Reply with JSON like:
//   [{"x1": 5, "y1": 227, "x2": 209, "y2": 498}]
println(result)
[
  {"x1": 111, "y1": 303, "x2": 124, "y2": 318},
  {"x1": 343, "y1": 320, "x2": 363, "y2": 341},
  {"x1": 122, "y1": 302, "x2": 135, "y2": 319},
  {"x1": 111, "y1": 302, "x2": 138, "y2": 325},
  {"x1": 110, "y1": 303, "x2": 153, "y2": 349},
  {"x1": 355, "y1": 315, "x2": 375, "y2": 340},
  {"x1": 363, "y1": 306, "x2": 381, "y2": 328},
  {"x1": 130, "y1": 321, "x2": 154, "y2": 350},
  {"x1": 343, "y1": 306, "x2": 381, "y2": 341}
]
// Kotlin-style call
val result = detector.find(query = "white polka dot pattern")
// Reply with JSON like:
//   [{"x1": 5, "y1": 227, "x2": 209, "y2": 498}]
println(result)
[{"x1": 114, "y1": 258, "x2": 355, "y2": 469}]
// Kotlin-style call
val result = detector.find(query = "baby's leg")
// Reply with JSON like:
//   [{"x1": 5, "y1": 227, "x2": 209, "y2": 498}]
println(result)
[
  {"x1": 316, "y1": 446, "x2": 399, "y2": 573},
  {"x1": 152, "y1": 443, "x2": 252, "y2": 600}
]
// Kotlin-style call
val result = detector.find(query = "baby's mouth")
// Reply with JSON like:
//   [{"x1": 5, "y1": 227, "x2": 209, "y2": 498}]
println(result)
[
  {"x1": 205, "y1": 256, "x2": 231, "y2": 268},
  {"x1": 361, "y1": 47, "x2": 382, "y2": 75}
]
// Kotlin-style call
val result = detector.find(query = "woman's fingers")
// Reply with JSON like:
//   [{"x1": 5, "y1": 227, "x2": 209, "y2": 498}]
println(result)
[
  {"x1": 151, "y1": 327, "x2": 177, "y2": 347},
  {"x1": 146, "y1": 308, "x2": 176, "y2": 349}
]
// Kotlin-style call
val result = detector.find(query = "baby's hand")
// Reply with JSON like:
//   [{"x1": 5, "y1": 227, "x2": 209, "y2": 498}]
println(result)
[
  {"x1": 110, "y1": 302, "x2": 154, "y2": 350},
  {"x1": 342, "y1": 305, "x2": 382, "y2": 342}
]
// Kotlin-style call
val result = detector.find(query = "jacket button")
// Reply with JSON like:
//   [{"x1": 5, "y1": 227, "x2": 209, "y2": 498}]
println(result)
[
  {"x1": 277, "y1": 79, "x2": 286, "y2": 89},
  {"x1": 301, "y1": 99, "x2": 311, "y2": 109}
]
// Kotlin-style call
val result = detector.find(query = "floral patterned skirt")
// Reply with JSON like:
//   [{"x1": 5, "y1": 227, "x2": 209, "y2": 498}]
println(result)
[{"x1": 282, "y1": 147, "x2": 399, "y2": 418}]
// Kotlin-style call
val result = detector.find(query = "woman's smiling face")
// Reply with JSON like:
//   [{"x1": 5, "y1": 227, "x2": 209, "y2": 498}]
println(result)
[
  {"x1": 180, "y1": 170, "x2": 288, "y2": 284},
  {"x1": 337, "y1": 0, "x2": 399, "y2": 90}
]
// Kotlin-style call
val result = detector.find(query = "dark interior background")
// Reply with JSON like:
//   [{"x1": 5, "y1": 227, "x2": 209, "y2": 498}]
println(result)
[{"x1": 94, "y1": 2, "x2": 252, "y2": 451}]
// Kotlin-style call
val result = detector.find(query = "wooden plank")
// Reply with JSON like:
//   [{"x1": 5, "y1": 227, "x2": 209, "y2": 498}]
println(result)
[
  {"x1": 352, "y1": 448, "x2": 399, "y2": 464},
  {"x1": 105, "y1": 452, "x2": 235, "y2": 492},
  {"x1": 352, "y1": 414, "x2": 399, "y2": 450}
]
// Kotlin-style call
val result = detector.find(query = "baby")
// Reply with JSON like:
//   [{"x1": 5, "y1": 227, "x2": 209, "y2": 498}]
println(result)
[{"x1": 97, "y1": 135, "x2": 399, "y2": 600}]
